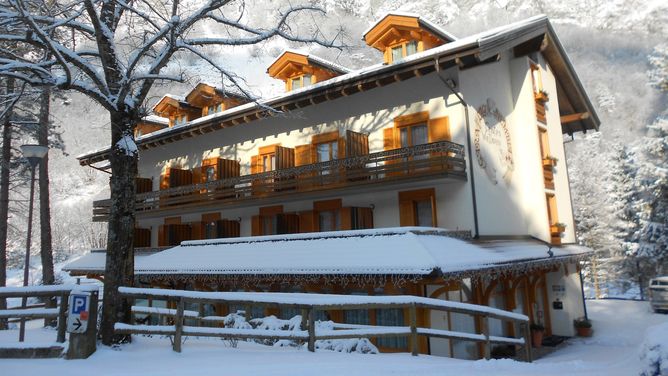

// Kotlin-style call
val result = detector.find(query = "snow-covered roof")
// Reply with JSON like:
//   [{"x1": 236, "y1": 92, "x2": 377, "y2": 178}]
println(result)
[
  {"x1": 104, "y1": 228, "x2": 591, "y2": 279},
  {"x1": 63, "y1": 249, "x2": 158, "y2": 275},
  {"x1": 362, "y1": 12, "x2": 458, "y2": 43},
  {"x1": 268, "y1": 49, "x2": 351, "y2": 75},
  {"x1": 78, "y1": 15, "x2": 599, "y2": 165},
  {"x1": 141, "y1": 114, "x2": 169, "y2": 125}
]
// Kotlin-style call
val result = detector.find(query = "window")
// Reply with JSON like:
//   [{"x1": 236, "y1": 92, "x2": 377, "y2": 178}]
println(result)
[
  {"x1": 252, "y1": 205, "x2": 299, "y2": 236},
  {"x1": 389, "y1": 40, "x2": 420, "y2": 63},
  {"x1": 399, "y1": 123, "x2": 428, "y2": 147},
  {"x1": 290, "y1": 74, "x2": 313, "y2": 91},
  {"x1": 318, "y1": 210, "x2": 341, "y2": 232},
  {"x1": 398, "y1": 188, "x2": 437, "y2": 227},
  {"x1": 391, "y1": 45, "x2": 403, "y2": 62},
  {"x1": 207, "y1": 103, "x2": 222, "y2": 115},
  {"x1": 316, "y1": 141, "x2": 338, "y2": 163},
  {"x1": 376, "y1": 308, "x2": 407, "y2": 349},
  {"x1": 204, "y1": 165, "x2": 216, "y2": 182},
  {"x1": 405, "y1": 40, "x2": 418, "y2": 56},
  {"x1": 174, "y1": 114, "x2": 187, "y2": 126}
]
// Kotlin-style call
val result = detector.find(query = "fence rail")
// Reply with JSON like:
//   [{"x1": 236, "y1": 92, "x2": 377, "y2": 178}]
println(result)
[
  {"x1": 116, "y1": 287, "x2": 532, "y2": 362},
  {"x1": 93, "y1": 140, "x2": 467, "y2": 221}
]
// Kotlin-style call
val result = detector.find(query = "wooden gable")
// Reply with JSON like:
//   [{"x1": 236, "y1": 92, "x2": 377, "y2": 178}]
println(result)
[
  {"x1": 185, "y1": 83, "x2": 247, "y2": 116},
  {"x1": 267, "y1": 51, "x2": 343, "y2": 91},
  {"x1": 363, "y1": 14, "x2": 450, "y2": 62}
]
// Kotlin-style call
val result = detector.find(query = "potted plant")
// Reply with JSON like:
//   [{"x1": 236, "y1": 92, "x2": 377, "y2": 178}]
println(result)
[
  {"x1": 542, "y1": 155, "x2": 558, "y2": 167},
  {"x1": 530, "y1": 322, "x2": 545, "y2": 348},
  {"x1": 535, "y1": 89, "x2": 549, "y2": 102},
  {"x1": 550, "y1": 222, "x2": 567, "y2": 235},
  {"x1": 574, "y1": 317, "x2": 593, "y2": 337}
]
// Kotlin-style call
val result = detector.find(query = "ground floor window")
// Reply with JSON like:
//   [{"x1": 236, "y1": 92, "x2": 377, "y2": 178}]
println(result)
[{"x1": 375, "y1": 308, "x2": 407, "y2": 349}]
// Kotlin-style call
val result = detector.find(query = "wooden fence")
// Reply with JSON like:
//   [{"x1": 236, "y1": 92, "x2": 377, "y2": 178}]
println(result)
[
  {"x1": 0, "y1": 286, "x2": 75, "y2": 343},
  {"x1": 116, "y1": 287, "x2": 532, "y2": 362}
]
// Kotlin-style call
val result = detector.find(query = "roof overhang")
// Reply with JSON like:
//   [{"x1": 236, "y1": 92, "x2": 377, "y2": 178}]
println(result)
[
  {"x1": 77, "y1": 15, "x2": 600, "y2": 167},
  {"x1": 363, "y1": 13, "x2": 457, "y2": 50}
]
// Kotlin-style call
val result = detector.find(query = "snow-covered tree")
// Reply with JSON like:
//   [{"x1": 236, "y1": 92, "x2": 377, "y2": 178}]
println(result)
[{"x1": 0, "y1": 0, "x2": 339, "y2": 344}]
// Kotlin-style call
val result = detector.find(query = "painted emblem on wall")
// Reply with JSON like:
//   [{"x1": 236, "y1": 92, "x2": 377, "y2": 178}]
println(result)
[{"x1": 473, "y1": 98, "x2": 514, "y2": 185}]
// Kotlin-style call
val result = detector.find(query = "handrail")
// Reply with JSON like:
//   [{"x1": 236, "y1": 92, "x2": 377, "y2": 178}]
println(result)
[
  {"x1": 92, "y1": 140, "x2": 467, "y2": 220},
  {"x1": 116, "y1": 287, "x2": 532, "y2": 362}
]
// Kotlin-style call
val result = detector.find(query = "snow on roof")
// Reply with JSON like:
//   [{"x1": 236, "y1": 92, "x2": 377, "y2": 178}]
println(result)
[
  {"x1": 361, "y1": 12, "x2": 458, "y2": 42},
  {"x1": 128, "y1": 227, "x2": 591, "y2": 277},
  {"x1": 269, "y1": 49, "x2": 351, "y2": 75},
  {"x1": 63, "y1": 249, "x2": 158, "y2": 274},
  {"x1": 141, "y1": 115, "x2": 169, "y2": 125}
]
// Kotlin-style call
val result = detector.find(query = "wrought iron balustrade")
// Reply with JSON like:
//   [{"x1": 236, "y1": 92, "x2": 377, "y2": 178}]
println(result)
[{"x1": 92, "y1": 140, "x2": 467, "y2": 221}]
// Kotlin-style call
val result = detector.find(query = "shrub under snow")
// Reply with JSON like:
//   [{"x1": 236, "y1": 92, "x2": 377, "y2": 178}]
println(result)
[{"x1": 639, "y1": 321, "x2": 668, "y2": 376}]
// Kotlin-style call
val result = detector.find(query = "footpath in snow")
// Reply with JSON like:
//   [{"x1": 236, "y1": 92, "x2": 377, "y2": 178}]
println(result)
[{"x1": 0, "y1": 299, "x2": 666, "y2": 376}]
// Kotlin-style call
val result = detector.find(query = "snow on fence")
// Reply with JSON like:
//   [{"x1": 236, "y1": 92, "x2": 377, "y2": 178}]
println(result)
[
  {"x1": 116, "y1": 287, "x2": 532, "y2": 362},
  {"x1": 0, "y1": 285, "x2": 96, "y2": 344}
]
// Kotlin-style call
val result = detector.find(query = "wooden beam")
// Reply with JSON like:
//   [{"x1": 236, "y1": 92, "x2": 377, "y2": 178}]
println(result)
[{"x1": 560, "y1": 112, "x2": 590, "y2": 124}]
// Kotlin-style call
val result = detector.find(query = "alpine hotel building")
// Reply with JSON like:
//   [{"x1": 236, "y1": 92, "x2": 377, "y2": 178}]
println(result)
[{"x1": 68, "y1": 13, "x2": 600, "y2": 359}]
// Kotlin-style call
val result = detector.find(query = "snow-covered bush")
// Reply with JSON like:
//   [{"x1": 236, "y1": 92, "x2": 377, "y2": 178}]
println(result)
[
  {"x1": 639, "y1": 322, "x2": 668, "y2": 376},
  {"x1": 202, "y1": 313, "x2": 378, "y2": 354}
]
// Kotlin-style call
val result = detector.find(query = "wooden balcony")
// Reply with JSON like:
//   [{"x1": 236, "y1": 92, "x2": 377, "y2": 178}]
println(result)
[{"x1": 92, "y1": 141, "x2": 467, "y2": 221}]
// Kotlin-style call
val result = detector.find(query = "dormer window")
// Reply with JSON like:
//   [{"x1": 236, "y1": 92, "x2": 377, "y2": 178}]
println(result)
[
  {"x1": 363, "y1": 13, "x2": 456, "y2": 65},
  {"x1": 290, "y1": 74, "x2": 313, "y2": 90},
  {"x1": 207, "y1": 103, "x2": 223, "y2": 115},
  {"x1": 174, "y1": 114, "x2": 187, "y2": 126},
  {"x1": 267, "y1": 51, "x2": 349, "y2": 93}
]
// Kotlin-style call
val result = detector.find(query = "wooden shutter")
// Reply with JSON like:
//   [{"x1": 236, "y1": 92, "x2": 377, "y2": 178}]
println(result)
[
  {"x1": 350, "y1": 207, "x2": 374, "y2": 230},
  {"x1": 217, "y1": 219, "x2": 240, "y2": 238},
  {"x1": 383, "y1": 128, "x2": 396, "y2": 150},
  {"x1": 250, "y1": 155, "x2": 260, "y2": 174},
  {"x1": 275, "y1": 146, "x2": 295, "y2": 169},
  {"x1": 190, "y1": 221, "x2": 203, "y2": 240},
  {"x1": 337, "y1": 137, "x2": 346, "y2": 159},
  {"x1": 340, "y1": 207, "x2": 352, "y2": 230},
  {"x1": 299, "y1": 211, "x2": 315, "y2": 233},
  {"x1": 251, "y1": 215, "x2": 261, "y2": 236},
  {"x1": 428, "y1": 116, "x2": 450, "y2": 142},
  {"x1": 220, "y1": 159, "x2": 240, "y2": 179},
  {"x1": 136, "y1": 178, "x2": 153, "y2": 193},
  {"x1": 160, "y1": 169, "x2": 171, "y2": 190},
  {"x1": 133, "y1": 228, "x2": 151, "y2": 248},
  {"x1": 295, "y1": 144, "x2": 312, "y2": 166},
  {"x1": 346, "y1": 130, "x2": 369, "y2": 157},
  {"x1": 169, "y1": 168, "x2": 192, "y2": 187},
  {"x1": 158, "y1": 225, "x2": 165, "y2": 247}
]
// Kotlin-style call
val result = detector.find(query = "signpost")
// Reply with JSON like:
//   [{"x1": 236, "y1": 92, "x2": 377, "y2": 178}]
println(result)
[
  {"x1": 67, "y1": 293, "x2": 90, "y2": 334},
  {"x1": 65, "y1": 289, "x2": 98, "y2": 359}
]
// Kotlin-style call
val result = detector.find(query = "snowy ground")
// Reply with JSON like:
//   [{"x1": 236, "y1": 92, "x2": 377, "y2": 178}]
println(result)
[{"x1": 0, "y1": 299, "x2": 666, "y2": 375}]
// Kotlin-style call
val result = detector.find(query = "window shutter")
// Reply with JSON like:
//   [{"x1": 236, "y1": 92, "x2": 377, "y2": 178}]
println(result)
[
  {"x1": 217, "y1": 219, "x2": 240, "y2": 238},
  {"x1": 346, "y1": 130, "x2": 369, "y2": 157},
  {"x1": 250, "y1": 155, "x2": 260, "y2": 174},
  {"x1": 399, "y1": 200, "x2": 415, "y2": 226},
  {"x1": 295, "y1": 144, "x2": 313, "y2": 166},
  {"x1": 428, "y1": 116, "x2": 450, "y2": 142},
  {"x1": 190, "y1": 221, "x2": 203, "y2": 240},
  {"x1": 340, "y1": 207, "x2": 352, "y2": 230},
  {"x1": 276, "y1": 146, "x2": 295, "y2": 170},
  {"x1": 251, "y1": 215, "x2": 261, "y2": 236},
  {"x1": 192, "y1": 167, "x2": 202, "y2": 185},
  {"x1": 383, "y1": 128, "x2": 396, "y2": 150},
  {"x1": 136, "y1": 178, "x2": 153, "y2": 193},
  {"x1": 299, "y1": 211, "x2": 315, "y2": 233},
  {"x1": 337, "y1": 137, "x2": 346, "y2": 159},
  {"x1": 160, "y1": 169, "x2": 171, "y2": 190},
  {"x1": 220, "y1": 159, "x2": 240, "y2": 179},
  {"x1": 134, "y1": 228, "x2": 151, "y2": 247},
  {"x1": 158, "y1": 225, "x2": 165, "y2": 247}
]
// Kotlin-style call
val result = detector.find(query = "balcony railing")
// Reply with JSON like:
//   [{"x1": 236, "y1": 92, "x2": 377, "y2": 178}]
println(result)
[{"x1": 93, "y1": 140, "x2": 467, "y2": 221}]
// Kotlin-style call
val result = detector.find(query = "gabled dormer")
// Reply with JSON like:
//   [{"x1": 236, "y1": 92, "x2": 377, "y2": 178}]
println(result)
[
  {"x1": 363, "y1": 12, "x2": 457, "y2": 64},
  {"x1": 267, "y1": 50, "x2": 350, "y2": 92},
  {"x1": 152, "y1": 94, "x2": 202, "y2": 127},
  {"x1": 185, "y1": 82, "x2": 249, "y2": 117}
]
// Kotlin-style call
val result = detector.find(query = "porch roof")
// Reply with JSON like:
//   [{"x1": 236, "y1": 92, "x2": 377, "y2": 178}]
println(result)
[{"x1": 64, "y1": 228, "x2": 591, "y2": 279}]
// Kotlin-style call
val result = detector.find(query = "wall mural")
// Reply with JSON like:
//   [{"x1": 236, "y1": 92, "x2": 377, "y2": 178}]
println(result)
[{"x1": 473, "y1": 98, "x2": 514, "y2": 186}]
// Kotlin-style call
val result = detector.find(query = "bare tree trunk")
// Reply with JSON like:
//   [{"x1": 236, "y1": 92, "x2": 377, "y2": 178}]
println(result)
[
  {"x1": 38, "y1": 86, "x2": 56, "y2": 325},
  {"x1": 100, "y1": 111, "x2": 136, "y2": 345},
  {"x1": 0, "y1": 78, "x2": 14, "y2": 330}
]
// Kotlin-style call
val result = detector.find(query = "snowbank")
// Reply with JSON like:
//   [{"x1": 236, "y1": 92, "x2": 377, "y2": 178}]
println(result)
[{"x1": 639, "y1": 321, "x2": 668, "y2": 376}]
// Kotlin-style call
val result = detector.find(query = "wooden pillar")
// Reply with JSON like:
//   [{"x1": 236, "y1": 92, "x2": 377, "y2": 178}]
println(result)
[
  {"x1": 409, "y1": 303, "x2": 418, "y2": 356},
  {"x1": 56, "y1": 292, "x2": 68, "y2": 343},
  {"x1": 307, "y1": 308, "x2": 316, "y2": 352}
]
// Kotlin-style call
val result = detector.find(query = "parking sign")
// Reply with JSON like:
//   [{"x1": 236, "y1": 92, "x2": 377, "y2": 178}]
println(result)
[{"x1": 67, "y1": 293, "x2": 90, "y2": 333}]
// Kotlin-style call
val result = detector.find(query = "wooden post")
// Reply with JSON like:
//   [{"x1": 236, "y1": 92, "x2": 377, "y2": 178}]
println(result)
[
  {"x1": 173, "y1": 297, "x2": 184, "y2": 353},
  {"x1": 56, "y1": 292, "x2": 68, "y2": 343},
  {"x1": 300, "y1": 308, "x2": 308, "y2": 331},
  {"x1": 521, "y1": 321, "x2": 532, "y2": 362},
  {"x1": 481, "y1": 315, "x2": 490, "y2": 360},
  {"x1": 409, "y1": 303, "x2": 418, "y2": 356},
  {"x1": 307, "y1": 308, "x2": 315, "y2": 352}
]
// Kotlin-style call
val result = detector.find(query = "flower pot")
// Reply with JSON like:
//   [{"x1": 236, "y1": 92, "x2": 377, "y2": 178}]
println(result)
[
  {"x1": 531, "y1": 329, "x2": 544, "y2": 348},
  {"x1": 576, "y1": 326, "x2": 592, "y2": 337}
]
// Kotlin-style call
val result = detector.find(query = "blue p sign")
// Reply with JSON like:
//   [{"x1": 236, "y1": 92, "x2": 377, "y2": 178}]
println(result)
[{"x1": 72, "y1": 295, "x2": 87, "y2": 314}]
